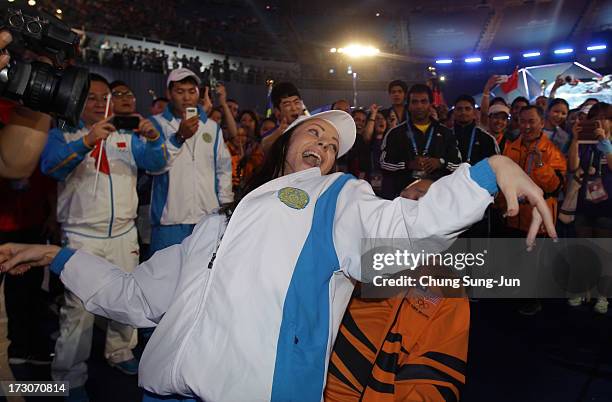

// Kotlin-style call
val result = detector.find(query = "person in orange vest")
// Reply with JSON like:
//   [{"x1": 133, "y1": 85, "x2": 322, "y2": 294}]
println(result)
[
  {"x1": 501, "y1": 105, "x2": 567, "y2": 315},
  {"x1": 501, "y1": 105, "x2": 567, "y2": 237}
]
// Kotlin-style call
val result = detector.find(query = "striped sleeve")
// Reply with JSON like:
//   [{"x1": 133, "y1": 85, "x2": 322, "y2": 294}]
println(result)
[
  {"x1": 40, "y1": 129, "x2": 91, "y2": 181},
  {"x1": 393, "y1": 298, "x2": 469, "y2": 402},
  {"x1": 379, "y1": 125, "x2": 407, "y2": 172}
]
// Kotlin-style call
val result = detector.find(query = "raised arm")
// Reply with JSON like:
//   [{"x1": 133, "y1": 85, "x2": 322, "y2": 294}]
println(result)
[{"x1": 335, "y1": 156, "x2": 557, "y2": 280}]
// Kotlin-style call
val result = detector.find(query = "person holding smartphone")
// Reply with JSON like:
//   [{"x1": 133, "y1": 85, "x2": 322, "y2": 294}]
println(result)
[
  {"x1": 39, "y1": 74, "x2": 167, "y2": 399},
  {"x1": 148, "y1": 68, "x2": 233, "y2": 253},
  {"x1": 567, "y1": 102, "x2": 612, "y2": 313}
]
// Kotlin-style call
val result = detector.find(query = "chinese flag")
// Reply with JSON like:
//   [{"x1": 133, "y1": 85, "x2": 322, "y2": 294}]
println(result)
[
  {"x1": 500, "y1": 66, "x2": 519, "y2": 93},
  {"x1": 90, "y1": 140, "x2": 110, "y2": 175}
]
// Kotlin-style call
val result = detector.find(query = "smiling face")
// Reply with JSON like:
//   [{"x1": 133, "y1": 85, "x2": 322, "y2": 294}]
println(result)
[
  {"x1": 519, "y1": 108, "x2": 544, "y2": 143},
  {"x1": 489, "y1": 112, "x2": 509, "y2": 134},
  {"x1": 547, "y1": 102, "x2": 569, "y2": 128},
  {"x1": 283, "y1": 118, "x2": 339, "y2": 175}
]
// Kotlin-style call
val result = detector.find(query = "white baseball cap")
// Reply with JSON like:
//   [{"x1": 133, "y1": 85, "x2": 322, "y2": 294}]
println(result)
[
  {"x1": 282, "y1": 110, "x2": 356, "y2": 158},
  {"x1": 488, "y1": 104, "x2": 510, "y2": 116},
  {"x1": 167, "y1": 68, "x2": 201, "y2": 88}
]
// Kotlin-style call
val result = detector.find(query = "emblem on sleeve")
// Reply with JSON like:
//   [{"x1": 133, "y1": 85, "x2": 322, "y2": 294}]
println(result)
[{"x1": 278, "y1": 187, "x2": 310, "y2": 210}]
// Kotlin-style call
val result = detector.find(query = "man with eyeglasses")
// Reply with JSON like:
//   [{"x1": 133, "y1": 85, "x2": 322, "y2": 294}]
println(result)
[{"x1": 40, "y1": 74, "x2": 167, "y2": 401}]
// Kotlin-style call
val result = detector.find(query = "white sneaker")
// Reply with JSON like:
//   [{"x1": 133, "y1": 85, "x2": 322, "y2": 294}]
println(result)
[
  {"x1": 594, "y1": 297, "x2": 608, "y2": 314},
  {"x1": 568, "y1": 296, "x2": 584, "y2": 307}
]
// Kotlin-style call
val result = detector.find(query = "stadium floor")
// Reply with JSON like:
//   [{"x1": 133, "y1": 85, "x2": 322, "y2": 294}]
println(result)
[{"x1": 5, "y1": 299, "x2": 612, "y2": 402}]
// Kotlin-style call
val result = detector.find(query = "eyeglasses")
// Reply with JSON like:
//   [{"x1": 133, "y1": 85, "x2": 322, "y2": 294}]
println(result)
[
  {"x1": 86, "y1": 94, "x2": 110, "y2": 103},
  {"x1": 111, "y1": 90, "x2": 135, "y2": 99}
]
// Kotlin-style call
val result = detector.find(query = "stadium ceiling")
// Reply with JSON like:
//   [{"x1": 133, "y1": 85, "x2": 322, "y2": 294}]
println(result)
[{"x1": 283, "y1": 0, "x2": 610, "y2": 59}]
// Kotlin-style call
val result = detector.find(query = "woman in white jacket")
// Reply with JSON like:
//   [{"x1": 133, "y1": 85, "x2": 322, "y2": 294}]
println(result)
[{"x1": 0, "y1": 111, "x2": 556, "y2": 402}]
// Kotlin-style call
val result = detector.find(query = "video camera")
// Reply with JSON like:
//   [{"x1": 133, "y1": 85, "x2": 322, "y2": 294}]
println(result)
[{"x1": 0, "y1": 6, "x2": 89, "y2": 126}]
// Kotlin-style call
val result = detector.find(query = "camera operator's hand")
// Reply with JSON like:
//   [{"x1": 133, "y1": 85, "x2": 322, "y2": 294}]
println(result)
[
  {"x1": 0, "y1": 31, "x2": 12, "y2": 69},
  {"x1": 84, "y1": 117, "x2": 116, "y2": 147},
  {"x1": 134, "y1": 115, "x2": 159, "y2": 140},
  {"x1": 177, "y1": 114, "x2": 199, "y2": 141},
  {"x1": 553, "y1": 74, "x2": 565, "y2": 89}
]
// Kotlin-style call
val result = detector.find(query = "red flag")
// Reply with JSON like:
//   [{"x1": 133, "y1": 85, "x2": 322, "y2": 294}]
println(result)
[
  {"x1": 90, "y1": 141, "x2": 110, "y2": 175},
  {"x1": 500, "y1": 66, "x2": 519, "y2": 93}
]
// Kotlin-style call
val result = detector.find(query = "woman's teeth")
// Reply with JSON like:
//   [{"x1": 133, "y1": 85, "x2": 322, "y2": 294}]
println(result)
[{"x1": 303, "y1": 150, "x2": 322, "y2": 167}]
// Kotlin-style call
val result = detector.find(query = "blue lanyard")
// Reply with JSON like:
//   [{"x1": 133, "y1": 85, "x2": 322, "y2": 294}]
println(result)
[
  {"x1": 466, "y1": 127, "x2": 477, "y2": 163},
  {"x1": 452, "y1": 126, "x2": 478, "y2": 163},
  {"x1": 407, "y1": 122, "x2": 434, "y2": 156}
]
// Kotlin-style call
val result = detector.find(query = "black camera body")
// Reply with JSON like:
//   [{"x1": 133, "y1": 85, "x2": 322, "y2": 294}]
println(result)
[{"x1": 0, "y1": 6, "x2": 89, "y2": 126}]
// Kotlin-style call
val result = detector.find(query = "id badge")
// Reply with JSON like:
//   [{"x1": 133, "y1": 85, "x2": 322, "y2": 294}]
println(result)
[{"x1": 586, "y1": 177, "x2": 609, "y2": 203}]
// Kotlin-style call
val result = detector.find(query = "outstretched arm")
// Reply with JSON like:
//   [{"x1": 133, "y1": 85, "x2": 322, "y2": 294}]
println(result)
[{"x1": 0, "y1": 215, "x2": 227, "y2": 327}]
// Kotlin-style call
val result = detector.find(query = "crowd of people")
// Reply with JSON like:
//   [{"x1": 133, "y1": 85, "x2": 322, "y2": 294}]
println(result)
[
  {"x1": 82, "y1": 37, "x2": 298, "y2": 85},
  {"x1": 39, "y1": 0, "x2": 290, "y2": 61},
  {"x1": 0, "y1": 61, "x2": 609, "y2": 402}
]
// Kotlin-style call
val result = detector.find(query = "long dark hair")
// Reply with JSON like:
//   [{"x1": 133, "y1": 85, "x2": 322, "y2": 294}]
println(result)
[
  {"x1": 227, "y1": 120, "x2": 338, "y2": 209},
  {"x1": 229, "y1": 124, "x2": 299, "y2": 208}
]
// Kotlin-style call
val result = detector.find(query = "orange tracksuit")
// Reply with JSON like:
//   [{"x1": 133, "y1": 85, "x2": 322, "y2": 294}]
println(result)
[
  {"x1": 501, "y1": 133, "x2": 567, "y2": 234},
  {"x1": 324, "y1": 287, "x2": 469, "y2": 402}
]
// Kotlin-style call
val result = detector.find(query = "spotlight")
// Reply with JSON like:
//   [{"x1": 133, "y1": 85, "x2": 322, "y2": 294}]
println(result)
[
  {"x1": 329, "y1": 68, "x2": 335, "y2": 74},
  {"x1": 56, "y1": 8, "x2": 62, "y2": 14},
  {"x1": 492, "y1": 55, "x2": 510, "y2": 61},
  {"x1": 523, "y1": 52, "x2": 541, "y2": 58},
  {"x1": 435, "y1": 59, "x2": 453, "y2": 64},
  {"x1": 587, "y1": 44, "x2": 606, "y2": 51},
  {"x1": 375, "y1": 12, "x2": 380, "y2": 17},
  {"x1": 591, "y1": 57, "x2": 596, "y2": 62},
  {"x1": 27, "y1": 0, "x2": 36, "y2": 5},
  {"x1": 340, "y1": 44, "x2": 380, "y2": 58},
  {"x1": 330, "y1": 48, "x2": 337, "y2": 53},
  {"x1": 553, "y1": 48, "x2": 573, "y2": 55},
  {"x1": 440, "y1": 76, "x2": 446, "y2": 82}
]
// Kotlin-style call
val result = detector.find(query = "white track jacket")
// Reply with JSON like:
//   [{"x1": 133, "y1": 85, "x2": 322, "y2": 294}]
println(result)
[{"x1": 50, "y1": 162, "x2": 497, "y2": 401}]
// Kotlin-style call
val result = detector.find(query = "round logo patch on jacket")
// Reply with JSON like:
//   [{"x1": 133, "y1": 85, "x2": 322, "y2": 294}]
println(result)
[
  {"x1": 278, "y1": 187, "x2": 310, "y2": 210},
  {"x1": 202, "y1": 132, "x2": 213, "y2": 143}
]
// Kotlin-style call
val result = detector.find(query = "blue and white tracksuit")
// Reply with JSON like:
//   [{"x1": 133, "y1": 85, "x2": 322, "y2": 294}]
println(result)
[
  {"x1": 49, "y1": 161, "x2": 497, "y2": 401},
  {"x1": 40, "y1": 121, "x2": 167, "y2": 387},
  {"x1": 148, "y1": 106, "x2": 233, "y2": 252}
]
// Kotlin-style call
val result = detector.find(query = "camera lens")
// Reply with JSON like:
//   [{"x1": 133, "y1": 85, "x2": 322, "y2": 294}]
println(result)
[
  {"x1": 25, "y1": 21, "x2": 42, "y2": 35},
  {"x1": 8, "y1": 14, "x2": 24, "y2": 28}
]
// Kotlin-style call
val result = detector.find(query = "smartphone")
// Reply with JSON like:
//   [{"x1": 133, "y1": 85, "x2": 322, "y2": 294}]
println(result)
[
  {"x1": 185, "y1": 107, "x2": 198, "y2": 120},
  {"x1": 112, "y1": 116, "x2": 140, "y2": 131},
  {"x1": 577, "y1": 120, "x2": 600, "y2": 143}
]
